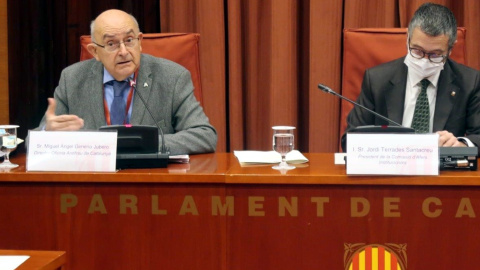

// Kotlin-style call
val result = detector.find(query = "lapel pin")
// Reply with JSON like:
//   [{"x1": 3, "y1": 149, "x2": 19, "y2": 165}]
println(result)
[
  {"x1": 451, "y1": 91, "x2": 456, "y2": 97},
  {"x1": 144, "y1": 82, "x2": 148, "y2": 88}
]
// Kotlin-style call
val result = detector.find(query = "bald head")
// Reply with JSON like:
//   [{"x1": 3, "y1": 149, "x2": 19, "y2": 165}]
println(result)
[
  {"x1": 86, "y1": 9, "x2": 143, "y2": 81},
  {"x1": 90, "y1": 9, "x2": 140, "y2": 43}
]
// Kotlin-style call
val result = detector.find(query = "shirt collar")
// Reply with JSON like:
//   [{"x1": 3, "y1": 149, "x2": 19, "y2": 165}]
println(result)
[
  {"x1": 102, "y1": 68, "x2": 134, "y2": 84},
  {"x1": 407, "y1": 68, "x2": 442, "y2": 89}
]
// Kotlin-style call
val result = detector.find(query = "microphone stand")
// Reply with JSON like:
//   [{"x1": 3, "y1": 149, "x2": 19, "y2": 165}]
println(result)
[
  {"x1": 130, "y1": 79, "x2": 170, "y2": 155},
  {"x1": 318, "y1": 83, "x2": 403, "y2": 127},
  {"x1": 317, "y1": 83, "x2": 414, "y2": 152}
]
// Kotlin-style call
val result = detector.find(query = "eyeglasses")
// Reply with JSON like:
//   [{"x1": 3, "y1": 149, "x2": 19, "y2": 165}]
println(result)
[
  {"x1": 93, "y1": 37, "x2": 140, "y2": 52},
  {"x1": 409, "y1": 47, "x2": 447, "y2": 63}
]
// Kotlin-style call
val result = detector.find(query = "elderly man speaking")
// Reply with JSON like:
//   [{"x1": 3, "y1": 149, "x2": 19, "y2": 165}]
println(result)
[{"x1": 35, "y1": 9, "x2": 217, "y2": 155}]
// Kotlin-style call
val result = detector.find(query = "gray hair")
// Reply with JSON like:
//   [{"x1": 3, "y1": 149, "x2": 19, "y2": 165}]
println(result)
[
  {"x1": 408, "y1": 2, "x2": 457, "y2": 48},
  {"x1": 90, "y1": 13, "x2": 140, "y2": 43}
]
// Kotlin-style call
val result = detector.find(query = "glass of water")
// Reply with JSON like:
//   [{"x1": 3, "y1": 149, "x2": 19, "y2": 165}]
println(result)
[
  {"x1": 272, "y1": 126, "x2": 295, "y2": 170},
  {"x1": 0, "y1": 125, "x2": 19, "y2": 169}
]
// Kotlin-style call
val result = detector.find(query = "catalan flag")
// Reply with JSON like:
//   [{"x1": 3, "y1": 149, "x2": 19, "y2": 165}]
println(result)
[{"x1": 347, "y1": 246, "x2": 402, "y2": 270}]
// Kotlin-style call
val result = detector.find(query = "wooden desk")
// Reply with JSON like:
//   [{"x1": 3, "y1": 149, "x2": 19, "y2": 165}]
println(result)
[
  {"x1": 0, "y1": 250, "x2": 65, "y2": 270},
  {"x1": 1, "y1": 153, "x2": 480, "y2": 269}
]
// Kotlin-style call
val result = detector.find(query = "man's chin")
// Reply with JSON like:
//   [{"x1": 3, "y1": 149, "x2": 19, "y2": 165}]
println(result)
[{"x1": 114, "y1": 66, "x2": 136, "y2": 80}]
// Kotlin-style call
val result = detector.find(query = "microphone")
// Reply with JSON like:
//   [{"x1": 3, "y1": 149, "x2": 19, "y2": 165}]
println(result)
[
  {"x1": 318, "y1": 83, "x2": 414, "y2": 152},
  {"x1": 318, "y1": 83, "x2": 403, "y2": 127},
  {"x1": 129, "y1": 78, "x2": 170, "y2": 154}
]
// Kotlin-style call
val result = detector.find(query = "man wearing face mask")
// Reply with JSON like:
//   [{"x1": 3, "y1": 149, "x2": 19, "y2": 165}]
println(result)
[{"x1": 342, "y1": 2, "x2": 480, "y2": 153}]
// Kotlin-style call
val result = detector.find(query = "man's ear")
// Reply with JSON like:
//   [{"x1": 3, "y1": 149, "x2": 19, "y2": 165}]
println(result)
[
  {"x1": 138, "y1": 32, "x2": 143, "y2": 53},
  {"x1": 448, "y1": 39, "x2": 457, "y2": 56},
  {"x1": 86, "y1": 43, "x2": 100, "y2": 61}
]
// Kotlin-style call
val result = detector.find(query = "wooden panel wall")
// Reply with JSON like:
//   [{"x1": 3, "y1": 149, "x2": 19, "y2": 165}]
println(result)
[{"x1": 0, "y1": 0, "x2": 8, "y2": 124}]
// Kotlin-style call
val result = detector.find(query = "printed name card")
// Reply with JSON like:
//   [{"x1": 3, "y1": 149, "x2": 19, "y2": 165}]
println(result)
[
  {"x1": 346, "y1": 133, "x2": 439, "y2": 175},
  {"x1": 27, "y1": 131, "x2": 118, "y2": 172}
]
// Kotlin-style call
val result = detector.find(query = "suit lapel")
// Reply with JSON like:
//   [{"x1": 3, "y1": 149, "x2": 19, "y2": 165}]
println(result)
[
  {"x1": 130, "y1": 55, "x2": 152, "y2": 125},
  {"x1": 87, "y1": 61, "x2": 106, "y2": 128},
  {"x1": 433, "y1": 61, "x2": 458, "y2": 131},
  {"x1": 385, "y1": 61, "x2": 408, "y2": 124}
]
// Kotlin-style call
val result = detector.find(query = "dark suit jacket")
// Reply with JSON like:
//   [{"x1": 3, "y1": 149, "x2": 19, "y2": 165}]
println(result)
[
  {"x1": 36, "y1": 54, "x2": 217, "y2": 155},
  {"x1": 342, "y1": 57, "x2": 480, "y2": 152}
]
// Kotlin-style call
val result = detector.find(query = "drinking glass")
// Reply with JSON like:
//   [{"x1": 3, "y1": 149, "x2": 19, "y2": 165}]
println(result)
[
  {"x1": 272, "y1": 126, "x2": 295, "y2": 170},
  {"x1": 0, "y1": 125, "x2": 19, "y2": 169}
]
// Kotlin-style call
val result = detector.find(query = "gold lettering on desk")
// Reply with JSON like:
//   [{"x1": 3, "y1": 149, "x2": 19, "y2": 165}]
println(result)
[
  {"x1": 120, "y1": 195, "x2": 138, "y2": 214},
  {"x1": 423, "y1": 197, "x2": 442, "y2": 218},
  {"x1": 212, "y1": 196, "x2": 234, "y2": 216},
  {"x1": 179, "y1": 195, "x2": 199, "y2": 215},
  {"x1": 58, "y1": 194, "x2": 480, "y2": 218},
  {"x1": 151, "y1": 195, "x2": 167, "y2": 215},
  {"x1": 88, "y1": 194, "x2": 107, "y2": 214},
  {"x1": 60, "y1": 194, "x2": 78, "y2": 213},
  {"x1": 311, "y1": 197, "x2": 330, "y2": 217},
  {"x1": 279, "y1": 197, "x2": 298, "y2": 217},
  {"x1": 249, "y1": 196, "x2": 265, "y2": 216},
  {"x1": 456, "y1": 198, "x2": 476, "y2": 218},
  {"x1": 384, "y1": 197, "x2": 400, "y2": 217},
  {"x1": 351, "y1": 197, "x2": 370, "y2": 217}
]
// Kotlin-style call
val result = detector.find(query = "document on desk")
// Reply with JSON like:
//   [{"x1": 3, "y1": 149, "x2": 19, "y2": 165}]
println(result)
[
  {"x1": 234, "y1": 150, "x2": 308, "y2": 165},
  {"x1": 0, "y1": 255, "x2": 29, "y2": 270}
]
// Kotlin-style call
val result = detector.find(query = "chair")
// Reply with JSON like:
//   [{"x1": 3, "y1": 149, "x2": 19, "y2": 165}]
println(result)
[
  {"x1": 80, "y1": 33, "x2": 203, "y2": 105},
  {"x1": 339, "y1": 27, "x2": 467, "y2": 146}
]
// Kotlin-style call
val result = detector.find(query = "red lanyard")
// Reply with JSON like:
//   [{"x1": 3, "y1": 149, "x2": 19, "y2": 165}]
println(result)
[{"x1": 103, "y1": 70, "x2": 138, "y2": 125}]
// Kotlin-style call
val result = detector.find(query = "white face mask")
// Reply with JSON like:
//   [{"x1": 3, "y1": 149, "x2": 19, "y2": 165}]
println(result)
[{"x1": 404, "y1": 50, "x2": 445, "y2": 79}]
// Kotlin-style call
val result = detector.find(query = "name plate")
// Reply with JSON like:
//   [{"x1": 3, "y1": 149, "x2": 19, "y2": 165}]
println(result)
[
  {"x1": 27, "y1": 131, "x2": 117, "y2": 172},
  {"x1": 346, "y1": 133, "x2": 439, "y2": 175}
]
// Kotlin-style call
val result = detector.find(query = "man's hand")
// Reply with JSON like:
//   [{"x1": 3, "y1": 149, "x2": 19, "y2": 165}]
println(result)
[
  {"x1": 45, "y1": 98, "x2": 84, "y2": 131},
  {"x1": 437, "y1": 130, "x2": 467, "y2": 147}
]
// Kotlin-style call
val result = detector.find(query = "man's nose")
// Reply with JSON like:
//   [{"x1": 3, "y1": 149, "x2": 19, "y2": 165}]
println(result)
[{"x1": 117, "y1": 42, "x2": 128, "y2": 55}]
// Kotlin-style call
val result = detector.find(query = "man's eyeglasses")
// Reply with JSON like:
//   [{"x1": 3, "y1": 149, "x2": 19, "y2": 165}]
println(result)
[
  {"x1": 409, "y1": 47, "x2": 447, "y2": 63},
  {"x1": 93, "y1": 37, "x2": 140, "y2": 52}
]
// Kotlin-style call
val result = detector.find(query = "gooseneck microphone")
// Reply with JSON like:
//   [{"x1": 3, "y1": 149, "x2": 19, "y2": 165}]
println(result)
[
  {"x1": 318, "y1": 83, "x2": 414, "y2": 152},
  {"x1": 317, "y1": 83, "x2": 403, "y2": 127},
  {"x1": 129, "y1": 78, "x2": 170, "y2": 154}
]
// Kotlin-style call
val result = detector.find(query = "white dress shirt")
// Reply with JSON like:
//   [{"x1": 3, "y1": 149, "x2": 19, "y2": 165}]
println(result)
[
  {"x1": 402, "y1": 68, "x2": 473, "y2": 146},
  {"x1": 402, "y1": 70, "x2": 441, "y2": 132}
]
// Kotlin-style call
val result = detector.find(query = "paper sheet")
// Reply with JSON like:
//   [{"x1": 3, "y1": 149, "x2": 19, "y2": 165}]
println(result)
[
  {"x1": 0, "y1": 255, "x2": 30, "y2": 270},
  {"x1": 234, "y1": 150, "x2": 308, "y2": 165}
]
